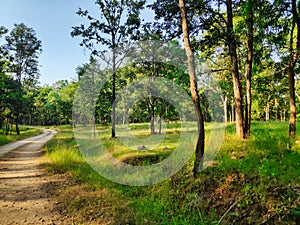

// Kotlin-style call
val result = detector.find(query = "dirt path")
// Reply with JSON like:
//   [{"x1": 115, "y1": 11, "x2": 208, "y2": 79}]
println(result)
[{"x1": 0, "y1": 129, "x2": 69, "y2": 225}]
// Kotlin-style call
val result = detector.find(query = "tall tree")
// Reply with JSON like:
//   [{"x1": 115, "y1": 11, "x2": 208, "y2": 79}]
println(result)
[
  {"x1": 287, "y1": 0, "x2": 300, "y2": 137},
  {"x1": 243, "y1": 0, "x2": 254, "y2": 138},
  {"x1": 71, "y1": 0, "x2": 145, "y2": 138},
  {"x1": 4, "y1": 23, "x2": 42, "y2": 134},
  {"x1": 0, "y1": 26, "x2": 9, "y2": 130},
  {"x1": 179, "y1": 0, "x2": 205, "y2": 177},
  {"x1": 5, "y1": 23, "x2": 42, "y2": 84},
  {"x1": 226, "y1": 0, "x2": 244, "y2": 138}
]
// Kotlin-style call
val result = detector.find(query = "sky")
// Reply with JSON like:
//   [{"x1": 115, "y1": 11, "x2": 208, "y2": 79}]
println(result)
[{"x1": 0, "y1": 0, "x2": 123, "y2": 85}]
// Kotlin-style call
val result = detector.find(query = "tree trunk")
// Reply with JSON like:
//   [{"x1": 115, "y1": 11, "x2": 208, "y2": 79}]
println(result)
[
  {"x1": 0, "y1": 118, "x2": 3, "y2": 131},
  {"x1": 179, "y1": 0, "x2": 205, "y2": 177},
  {"x1": 158, "y1": 116, "x2": 162, "y2": 134},
  {"x1": 5, "y1": 119, "x2": 9, "y2": 136},
  {"x1": 92, "y1": 64, "x2": 96, "y2": 139},
  {"x1": 231, "y1": 101, "x2": 235, "y2": 122},
  {"x1": 150, "y1": 112, "x2": 155, "y2": 135},
  {"x1": 148, "y1": 97, "x2": 156, "y2": 134},
  {"x1": 275, "y1": 99, "x2": 279, "y2": 121},
  {"x1": 244, "y1": 0, "x2": 254, "y2": 138},
  {"x1": 265, "y1": 103, "x2": 270, "y2": 122},
  {"x1": 16, "y1": 117, "x2": 20, "y2": 135},
  {"x1": 226, "y1": 0, "x2": 244, "y2": 138},
  {"x1": 288, "y1": 66, "x2": 296, "y2": 136},
  {"x1": 112, "y1": 43, "x2": 116, "y2": 138},
  {"x1": 150, "y1": 117, "x2": 155, "y2": 134},
  {"x1": 223, "y1": 96, "x2": 228, "y2": 124},
  {"x1": 288, "y1": 0, "x2": 299, "y2": 137},
  {"x1": 122, "y1": 111, "x2": 126, "y2": 126}
]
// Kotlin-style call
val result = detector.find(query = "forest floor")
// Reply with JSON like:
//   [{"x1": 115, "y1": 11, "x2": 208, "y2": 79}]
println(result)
[{"x1": 0, "y1": 129, "x2": 74, "y2": 225}]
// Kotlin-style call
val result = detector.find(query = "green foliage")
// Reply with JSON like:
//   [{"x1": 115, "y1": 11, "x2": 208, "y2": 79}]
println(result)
[
  {"x1": 71, "y1": 0, "x2": 145, "y2": 55},
  {"x1": 4, "y1": 23, "x2": 42, "y2": 84},
  {"x1": 31, "y1": 81, "x2": 77, "y2": 126}
]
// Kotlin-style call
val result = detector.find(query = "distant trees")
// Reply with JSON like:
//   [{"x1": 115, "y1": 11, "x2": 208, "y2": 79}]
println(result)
[
  {"x1": 0, "y1": 24, "x2": 79, "y2": 131},
  {"x1": 0, "y1": 23, "x2": 42, "y2": 134},
  {"x1": 32, "y1": 81, "x2": 77, "y2": 126}
]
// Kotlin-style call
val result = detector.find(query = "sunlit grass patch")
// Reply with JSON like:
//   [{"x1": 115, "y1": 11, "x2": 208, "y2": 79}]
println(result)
[{"x1": 0, "y1": 126, "x2": 43, "y2": 146}]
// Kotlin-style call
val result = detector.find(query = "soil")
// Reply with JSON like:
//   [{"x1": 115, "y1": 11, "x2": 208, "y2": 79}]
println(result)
[{"x1": 0, "y1": 130, "x2": 72, "y2": 225}]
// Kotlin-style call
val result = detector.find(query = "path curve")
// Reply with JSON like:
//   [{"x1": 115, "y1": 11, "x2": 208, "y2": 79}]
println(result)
[
  {"x1": 0, "y1": 129, "x2": 70, "y2": 225},
  {"x1": 0, "y1": 129, "x2": 56, "y2": 157}
]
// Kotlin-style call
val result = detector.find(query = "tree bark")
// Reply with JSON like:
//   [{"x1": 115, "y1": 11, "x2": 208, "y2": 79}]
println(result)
[
  {"x1": 288, "y1": 65, "x2": 296, "y2": 136},
  {"x1": 158, "y1": 116, "x2": 162, "y2": 134},
  {"x1": 265, "y1": 103, "x2": 270, "y2": 122},
  {"x1": 5, "y1": 119, "x2": 10, "y2": 136},
  {"x1": 226, "y1": 0, "x2": 244, "y2": 138},
  {"x1": 275, "y1": 98, "x2": 279, "y2": 121},
  {"x1": 179, "y1": 0, "x2": 205, "y2": 177},
  {"x1": 223, "y1": 95, "x2": 228, "y2": 124},
  {"x1": 244, "y1": 0, "x2": 254, "y2": 138},
  {"x1": 112, "y1": 40, "x2": 116, "y2": 138},
  {"x1": 150, "y1": 99, "x2": 155, "y2": 134},
  {"x1": 287, "y1": 0, "x2": 299, "y2": 137},
  {"x1": 92, "y1": 68, "x2": 96, "y2": 139},
  {"x1": 147, "y1": 97, "x2": 156, "y2": 135},
  {"x1": 231, "y1": 101, "x2": 235, "y2": 122},
  {"x1": 15, "y1": 116, "x2": 20, "y2": 135}
]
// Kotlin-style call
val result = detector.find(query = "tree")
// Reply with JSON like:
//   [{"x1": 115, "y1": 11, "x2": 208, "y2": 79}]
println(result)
[
  {"x1": 4, "y1": 23, "x2": 42, "y2": 134},
  {"x1": 5, "y1": 23, "x2": 42, "y2": 84},
  {"x1": 225, "y1": 0, "x2": 244, "y2": 138},
  {"x1": 179, "y1": 0, "x2": 205, "y2": 177},
  {"x1": 71, "y1": 0, "x2": 145, "y2": 138},
  {"x1": 268, "y1": 0, "x2": 300, "y2": 137},
  {"x1": 243, "y1": 0, "x2": 254, "y2": 138},
  {"x1": 150, "y1": 0, "x2": 245, "y2": 138},
  {"x1": 287, "y1": 0, "x2": 300, "y2": 137},
  {"x1": 0, "y1": 26, "x2": 9, "y2": 130}
]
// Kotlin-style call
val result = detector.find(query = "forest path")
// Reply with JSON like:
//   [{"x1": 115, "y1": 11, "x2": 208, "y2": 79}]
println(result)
[{"x1": 0, "y1": 129, "x2": 70, "y2": 225}]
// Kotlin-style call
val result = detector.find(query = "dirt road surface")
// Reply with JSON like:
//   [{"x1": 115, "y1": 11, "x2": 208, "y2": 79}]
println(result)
[{"x1": 0, "y1": 129, "x2": 69, "y2": 225}]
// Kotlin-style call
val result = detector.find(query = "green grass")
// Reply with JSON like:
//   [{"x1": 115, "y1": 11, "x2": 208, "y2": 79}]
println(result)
[
  {"x1": 44, "y1": 121, "x2": 300, "y2": 224},
  {"x1": 0, "y1": 126, "x2": 43, "y2": 146}
]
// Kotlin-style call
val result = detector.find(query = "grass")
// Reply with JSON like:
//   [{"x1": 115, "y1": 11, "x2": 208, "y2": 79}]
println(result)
[
  {"x1": 0, "y1": 126, "x2": 43, "y2": 146},
  {"x1": 43, "y1": 121, "x2": 300, "y2": 224}
]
